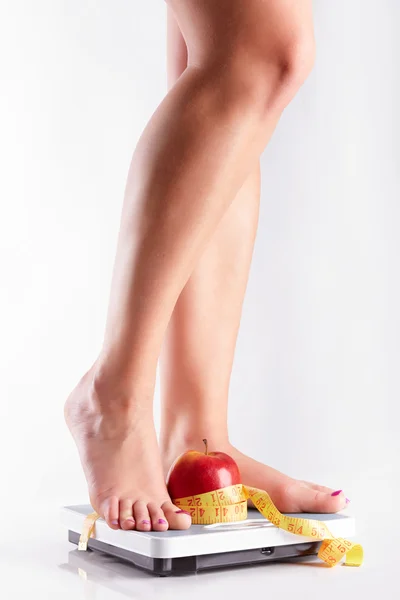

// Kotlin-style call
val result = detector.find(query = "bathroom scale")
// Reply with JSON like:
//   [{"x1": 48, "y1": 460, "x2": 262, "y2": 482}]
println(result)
[{"x1": 61, "y1": 505, "x2": 355, "y2": 576}]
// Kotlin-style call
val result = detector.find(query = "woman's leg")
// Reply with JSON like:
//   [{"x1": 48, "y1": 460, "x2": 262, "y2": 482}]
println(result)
[
  {"x1": 65, "y1": 0, "x2": 316, "y2": 532},
  {"x1": 161, "y1": 7, "x2": 261, "y2": 439},
  {"x1": 160, "y1": 10, "x2": 347, "y2": 513}
]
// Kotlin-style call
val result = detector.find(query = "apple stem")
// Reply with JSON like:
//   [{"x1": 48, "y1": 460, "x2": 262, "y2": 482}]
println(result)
[{"x1": 203, "y1": 438, "x2": 208, "y2": 455}]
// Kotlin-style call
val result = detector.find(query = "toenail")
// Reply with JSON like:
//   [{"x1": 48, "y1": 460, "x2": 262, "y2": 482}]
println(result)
[
  {"x1": 346, "y1": 497, "x2": 351, "y2": 503},
  {"x1": 175, "y1": 510, "x2": 191, "y2": 516},
  {"x1": 142, "y1": 520, "x2": 150, "y2": 525},
  {"x1": 125, "y1": 517, "x2": 135, "y2": 522},
  {"x1": 158, "y1": 519, "x2": 167, "y2": 524},
  {"x1": 111, "y1": 520, "x2": 119, "y2": 525},
  {"x1": 331, "y1": 490, "x2": 343, "y2": 497}
]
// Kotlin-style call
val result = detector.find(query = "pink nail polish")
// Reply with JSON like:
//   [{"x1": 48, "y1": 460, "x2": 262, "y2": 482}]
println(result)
[
  {"x1": 158, "y1": 519, "x2": 167, "y2": 524},
  {"x1": 111, "y1": 520, "x2": 119, "y2": 526},
  {"x1": 142, "y1": 519, "x2": 151, "y2": 525},
  {"x1": 331, "y1": 490, "x2": 342, "y2": 497},
  {"x1": 175, "y1": 510, "x2": 191, "y2": 516},
  {"x1": 346, "y1": 497, "x2": 351, "y2": 503}
]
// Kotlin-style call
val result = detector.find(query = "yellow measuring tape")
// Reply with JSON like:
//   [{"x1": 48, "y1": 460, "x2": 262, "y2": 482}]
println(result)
[
  {"x1": 173, "y1": 484, "x2": 363, "y2": 567},
  {"x1": 79, "y1": 483, "x2": 363, "y2": 567}
]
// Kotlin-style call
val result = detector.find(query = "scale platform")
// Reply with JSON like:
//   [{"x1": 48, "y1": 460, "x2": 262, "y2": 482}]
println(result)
[{"x1": 61, "y1": 505, "x2": 355, "y2": 576}]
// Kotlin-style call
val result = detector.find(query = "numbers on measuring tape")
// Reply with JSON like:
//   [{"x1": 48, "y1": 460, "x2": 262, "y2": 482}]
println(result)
[{"x1": 256, "y1": 497, "x2": 267, "y2": 510}]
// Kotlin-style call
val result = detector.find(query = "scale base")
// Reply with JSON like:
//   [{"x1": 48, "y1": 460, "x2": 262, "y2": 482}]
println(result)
[
  {"x1": 68, "y1": 530, "x2": 321, "y2": 576},
  {"x1": 63, "y1": 505, "x2": 354, "y2": 577}
]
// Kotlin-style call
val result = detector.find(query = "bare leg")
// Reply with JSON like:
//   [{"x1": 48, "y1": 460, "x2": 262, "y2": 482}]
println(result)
[
  {"x1": 161, "y1": 7, "x2": 261, "y2": 442},
  {"x1": 65, "y1": 0, "x2": 316, "y2": 531},
  {"x1": 160, "y1": 9, "x2": 347, "y2": 513}
]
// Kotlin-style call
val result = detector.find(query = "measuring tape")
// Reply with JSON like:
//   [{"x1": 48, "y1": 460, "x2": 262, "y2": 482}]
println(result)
[
  {"x1": 173, "y1": 484, "x2": 363, "y2": 567},
  {"x1": 79, "y1": 483, "x2": 363, "y2": 567}
]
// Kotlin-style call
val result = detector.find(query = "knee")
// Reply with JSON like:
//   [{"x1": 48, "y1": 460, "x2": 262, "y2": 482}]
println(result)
[
  {"x1": 276, "y1": 35, "x2": 316, "y2": 103},
  {"x1": 213, "y1": 31, "x2": 316, "y2": 118}
]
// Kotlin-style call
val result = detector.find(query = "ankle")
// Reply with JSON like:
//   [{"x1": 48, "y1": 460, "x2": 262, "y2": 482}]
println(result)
[
  {"x1": 160, "y1": 420, "x2": 230, "y2": 463},
  {"x1": 87, "y1": 361, "x2": 154, "y2": 416}
]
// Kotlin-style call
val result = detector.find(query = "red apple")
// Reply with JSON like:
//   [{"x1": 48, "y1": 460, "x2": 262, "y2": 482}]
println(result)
[{"x1": 166, "y1": 439, "x2": 241, "y2": 498}]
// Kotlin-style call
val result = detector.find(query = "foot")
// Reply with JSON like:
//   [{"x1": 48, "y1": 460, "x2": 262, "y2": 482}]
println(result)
[
  {"x1": 162, "y1": 438, "x2": 348, "y2": 513},
  {"x1": 64, "y1": 368, "x2": 191, "y2": 531},
  {"x1": 220, "y1": 444, "x2": 348, "y2": 513}
]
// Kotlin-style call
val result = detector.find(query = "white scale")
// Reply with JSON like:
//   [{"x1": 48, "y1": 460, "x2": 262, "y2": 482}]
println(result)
[{"x1": 61, "y1": 505, "x2": 355, "y2": 576}]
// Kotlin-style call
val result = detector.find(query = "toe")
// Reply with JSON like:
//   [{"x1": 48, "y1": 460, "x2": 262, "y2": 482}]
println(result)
[
  {"x1": 147, "y1": 502, "x2": 168, "y2": 531},
  {"x1": 101, "y1": 495, "x2": 120, "y2": 529},
  {"x1": 302, "y1": 481, "x2": 335, "y2": 494},
  {"x1": 133, "y1": 500, "x2": 151, "y2": 531},
  {"x1": 306, "y1": 482, "x2": 350, "y2": 504},
  {"x1": 288, "y1": 482, "x2": 347, "y2": 513},
  {"x1": 162, "y1": 501, "x2": 192, "y2": 530},
  {"x1": 119, "y1": 499, "x2": 136, "y2": 530}
]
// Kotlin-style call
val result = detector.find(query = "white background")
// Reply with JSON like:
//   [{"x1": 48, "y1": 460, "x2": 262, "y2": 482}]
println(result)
[{"x1": 0, "y1": 0, "x2": 398, "y2": 597}]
